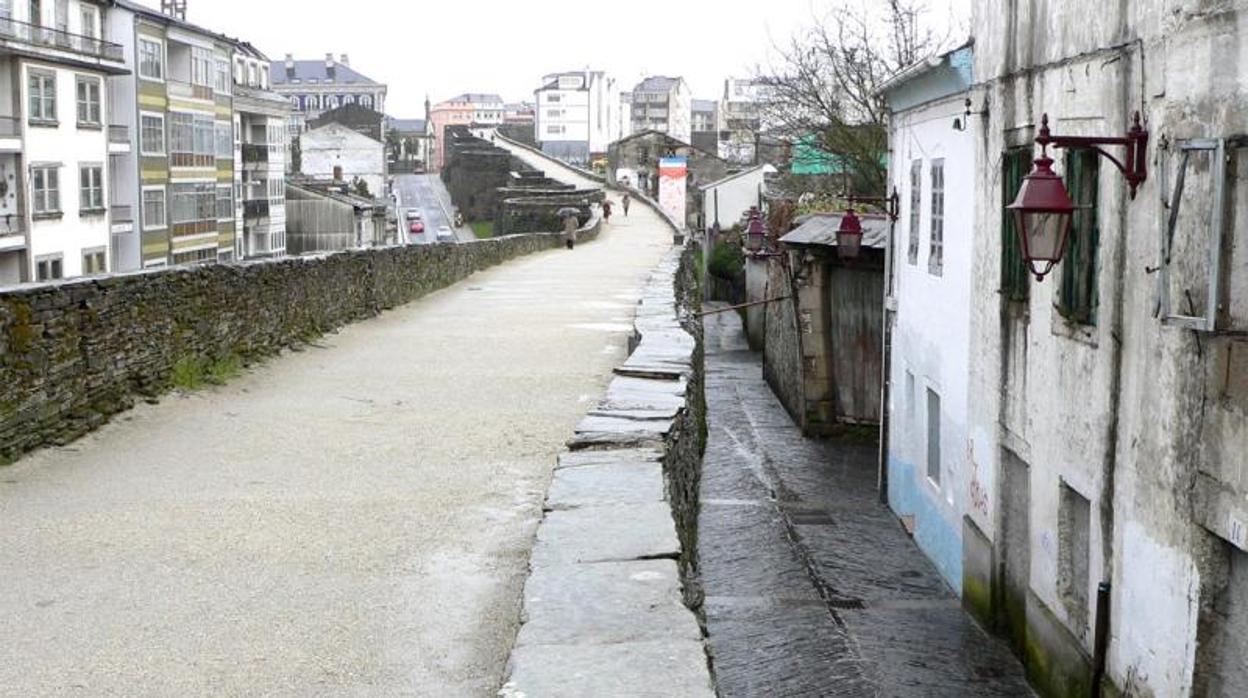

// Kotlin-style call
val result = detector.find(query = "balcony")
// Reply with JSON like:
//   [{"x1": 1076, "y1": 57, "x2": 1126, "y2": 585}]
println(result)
[
  {"x1": 0, "y1": 17, "x2": 124, "y2": 62},
  {"x1": 243, "y1": 199, "x2": 270, "y2": 219},
  {"x1": 168, "y1": 80, "x2": 214, "y2": 102},
  {"x1": 241, "y1": 144, "x2": 269, "y2": 165},
  {"x1": 108, "y1": 124, "x2": 130, "y2": 154}
]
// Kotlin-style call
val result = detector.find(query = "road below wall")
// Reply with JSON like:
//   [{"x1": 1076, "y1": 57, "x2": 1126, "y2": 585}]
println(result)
[{"x1": 0, "y1": 180, "x2": 670, "y2": 693}]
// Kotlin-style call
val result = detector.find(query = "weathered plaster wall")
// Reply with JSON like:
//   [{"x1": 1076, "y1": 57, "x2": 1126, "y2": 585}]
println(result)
[
  {"x1": 886, "y1": 93, "x2": 979, "y2": 593},
  {"x1": 970, "y1": 1, "x2": 1248, "y2": 695},
  {"x1": 762, "y1": 255, "x2": 803, "y2": 425},
  {"x1": 0, "y1": 229, "x2": 599, "y2": 464}
]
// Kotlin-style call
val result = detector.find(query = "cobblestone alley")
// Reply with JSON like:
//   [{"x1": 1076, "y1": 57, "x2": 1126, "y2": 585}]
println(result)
[{"x1": 698, "y1": 305, "x2": 1034, "y2": 697}]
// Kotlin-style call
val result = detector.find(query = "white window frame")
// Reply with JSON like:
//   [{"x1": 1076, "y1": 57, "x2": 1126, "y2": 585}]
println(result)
[
  {"x1": 75, "y1": 74, "x2": 101, "y2": 127},
  {"x1": 138, "y1": 37, "x2": 165, "y2": 82},
  {"x1": 35, "y1": 253, "x2": 63, "y2": 281},
  {"x1": 30, "y1": 164, "x2": 60, "y2": 215},
  {"x1": 28, "y1": 68, "x2": 56, "y2": 123},
  {"x1": 142, "y1": 185, "x2": 167, "y2": 231},
  {"x1": 78, "y1": 4, "x2": 98, "y2": 39},
  {"x1": 139, "y1": 112, "x2": 165, "y2": 156},
  {"x1": 79, "y1": 163, "x2": 104, "y2": 212},
  {"x1": 81, "y1": 246, "x2": 107, "y2": 275}
]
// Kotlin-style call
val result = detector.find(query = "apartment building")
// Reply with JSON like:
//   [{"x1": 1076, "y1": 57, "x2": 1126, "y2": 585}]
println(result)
[
  {"x1": 232, "y1": 43, "x2": 288, "y2": 259},
  {"x1": 717, "y1": 77, "x2": 768, "y2": 164},
  {"x1": 270, "y1": 53, "x2": 386, "y2": 137},
  {"x1": 427, "y1": 93, "x2": 503, "y2": 171},
  {"x1": 533, "y1": 70, "x2": 619, "y2": 165},
  {"x1": 628, "y1": 76, "x2": 691, "y2": 144},
  {"x1": 0, "y1": 0, "x2": 129, "y2": 284}
]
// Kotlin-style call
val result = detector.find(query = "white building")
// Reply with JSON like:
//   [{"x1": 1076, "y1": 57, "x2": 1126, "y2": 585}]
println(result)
[
  {"x1": 878, "y1": 45, "x2": 976, "y2": 592},
  {"x1": 698, "y1": 164, "x2": 771, "y2": 231},
  {"x1": 300, "y1": 122, "x2": 384, "y2": 200},
  {"x1": 717, "y1": 77, "x2": 768, "y2": 164},
  {"x1": 629, "y1": 76, "x2": 691, "y2": 144},
  {"x1": 0, "y1": 0, "x2": 129, "y2": 283},
  {"x1": 233, "y1": 44, "x2": 289, "y2": 259},
  {"x1": 533, "y1": 70, "x2": 619, "y2": 166}
]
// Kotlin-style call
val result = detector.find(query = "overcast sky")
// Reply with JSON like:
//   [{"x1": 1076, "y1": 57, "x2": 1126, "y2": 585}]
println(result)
[{"x1": 138, "y1": 0, "x2": 969, "y2": 117}]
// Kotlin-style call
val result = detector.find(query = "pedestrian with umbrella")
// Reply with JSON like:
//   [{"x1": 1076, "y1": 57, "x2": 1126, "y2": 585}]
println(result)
[{"x1": 557, "y1": 206, "x2": 580, "y2": 249}]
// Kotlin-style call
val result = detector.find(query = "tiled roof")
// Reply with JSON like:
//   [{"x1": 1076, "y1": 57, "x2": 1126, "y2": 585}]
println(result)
[
  {"x1": 634, "y1": 76, "x2": 681, "y2": 93},
  {"x1": 448, "y1": 93, "x2": 504, "y2": 105},
  {"x1": 271, "y1": 60, "x2": 383, "y2": 87}
]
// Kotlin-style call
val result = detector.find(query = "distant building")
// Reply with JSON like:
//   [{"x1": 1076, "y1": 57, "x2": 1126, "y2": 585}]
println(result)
[
  {"x1": 717, "y1": 77, "x2": 769, "y2": 164},
  {"x1": 607, "y1": 129, "x2": 730, "y2": 230},
  {"x1": 299, "y1": 122, "x2": 385, "y2": 200},
  {"x1": 308, "y1": 103, "x2": 386, "y2": 143},
  {"x1": 533, "y1": 70, "x2": 620, "y2": 166},
  {"x1": 386, "y1": 117, "x2": 430, "y2": 171},
  {"x1": 285, "y1": 181, "x2": 387, "y2": 254},
  {"x1": 691, "y1": 99, "x2": 719, "y2": 155},
  {"x1": 504, "y1": 102, "x2": 535, "y2": 123},
  {"x1": 271, "y1": 54, "x2": 387, "y2": 137},
  {"x1": 428, "y1": 93, "x2": 504, "y2": 171},
  {"x1": 629, "y1": 76, "x2": 692, "y2": 143},
  {"x1": 233, "y1": 43, "x2": 293, "y2": 260}
]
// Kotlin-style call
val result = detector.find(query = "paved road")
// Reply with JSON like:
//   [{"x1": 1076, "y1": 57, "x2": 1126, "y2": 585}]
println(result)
[
  {"x1": 698, "y1": 306, "x2": 1034, "y2": 697},
  {"x1": 394, "y1": 173, "x2": 473, "y2": 244},
  {"x1": 0, "y1": 164, "x2": 668, "y2": 694}
]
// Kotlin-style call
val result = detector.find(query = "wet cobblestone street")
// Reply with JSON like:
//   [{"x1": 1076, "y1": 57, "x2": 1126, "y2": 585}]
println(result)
[{"x1": 697, "y1": 307, "x2": 1033, "y2": 697}]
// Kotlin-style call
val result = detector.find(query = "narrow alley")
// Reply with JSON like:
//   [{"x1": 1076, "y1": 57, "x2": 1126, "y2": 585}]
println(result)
[{"x1": 698, "y1": 304, "x2": 1032, "y2": 697}]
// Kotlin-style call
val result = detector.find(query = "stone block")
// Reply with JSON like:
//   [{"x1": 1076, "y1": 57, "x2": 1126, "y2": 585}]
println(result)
[
  {"x1": 530, "y1": 502, "x2": 680, "y2": 566},
  {"x1": 501, "y1": 640, "x2": 714, "y2": 698},
  {"x1": 546, "y1": 459, "x2": 666, "y2": 510}
]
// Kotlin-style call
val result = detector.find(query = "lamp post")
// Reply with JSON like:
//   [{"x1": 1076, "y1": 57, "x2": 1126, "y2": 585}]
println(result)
[
  {"x1": 1007, "y1": 112, "x2": 1149, "y2": 281},
  {"x1": 745, "y1": 209, "x2": 766, "y2": 253},
  {"x1": 833, "y1": 191, "x2": 899, "y2": 260}
]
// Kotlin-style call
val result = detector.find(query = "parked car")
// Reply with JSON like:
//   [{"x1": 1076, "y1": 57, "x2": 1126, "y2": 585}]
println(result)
[
  {"x1": 409, "y1": 220, "x2": 425, "y2": 234},
  {"x1": 436, "y1": 226, "x2": 455, "y2": 243}
]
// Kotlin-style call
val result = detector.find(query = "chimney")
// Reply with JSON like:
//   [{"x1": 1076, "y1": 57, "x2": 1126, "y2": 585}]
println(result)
[
  {"x1": 161, "y1": 0, "x2": 187, "y2": 20},
  {"x1": 285, "y1": 53, "x2": 294, "y2": 70},
  {"x1": 340, "y1": 54, "x2": 349, "y2": 67},
  {"x1": 326, "y1": 53, "x2": 335, "y2": 80}
]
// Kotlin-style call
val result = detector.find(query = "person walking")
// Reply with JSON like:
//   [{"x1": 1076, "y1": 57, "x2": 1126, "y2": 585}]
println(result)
[
  {"x1": 602, "y1": 200, "x2": 613, "y2": 223},
  {"x1": 563, "y1": 212, "x2": 579, "y2": 250},
  {"x1": 622, "y1": 193, "x2": 631, "y2": 217}
]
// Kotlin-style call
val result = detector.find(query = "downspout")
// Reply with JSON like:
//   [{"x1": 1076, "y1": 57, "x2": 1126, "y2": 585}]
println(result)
[{"x1": 878, "y1": 217, "x2": 895, "y2": 503}]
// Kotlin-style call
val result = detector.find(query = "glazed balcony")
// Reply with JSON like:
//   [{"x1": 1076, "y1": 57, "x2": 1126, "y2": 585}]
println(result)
[{"x1": 0, "y1": 17, "x2": 124, "y2": 63}]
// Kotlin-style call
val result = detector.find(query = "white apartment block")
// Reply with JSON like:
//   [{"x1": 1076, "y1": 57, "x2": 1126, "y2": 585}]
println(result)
[
  {"x1": 233, "y1": 45, "x2": 288, "y2": 259},
  {"x1": 533, "y1": 70, "x2": 619, "y2": 165},
  {"x1": 0, "y1": 0, "x2": 128, "y2": 284},
  {"x1": 629, "y1": 76, "x2": 691, "y2": 144}
]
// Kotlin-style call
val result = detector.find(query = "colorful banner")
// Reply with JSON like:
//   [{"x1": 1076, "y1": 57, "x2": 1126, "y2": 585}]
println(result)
[{"x1": 658, "y1": 156, "x2": 688, "y2": 229}]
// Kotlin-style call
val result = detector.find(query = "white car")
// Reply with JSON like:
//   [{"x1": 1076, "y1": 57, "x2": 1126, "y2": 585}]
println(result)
[
  {"x1": 405, "y1": 208, "x2": 423, "y2": 222},
  {"x1": 436, "y1": 226, "x2": 455, "y2": 243}
]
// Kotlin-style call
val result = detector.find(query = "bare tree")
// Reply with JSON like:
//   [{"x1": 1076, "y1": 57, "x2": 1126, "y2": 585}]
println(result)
[{"x1": 757, "y1": 0, "x2": 943, "y2": 196}]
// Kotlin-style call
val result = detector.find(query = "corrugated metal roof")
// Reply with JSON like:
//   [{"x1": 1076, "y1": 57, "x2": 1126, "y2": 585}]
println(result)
[
  {"x1": 271, "y1": 59, "x2": 381, "y2": 86},
  {"x1": 780, "y1": 212, "x2": 890, "y2": 250}
]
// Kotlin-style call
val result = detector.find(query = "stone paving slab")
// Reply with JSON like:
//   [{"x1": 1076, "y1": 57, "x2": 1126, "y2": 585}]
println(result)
[
  {"x1": 500, "y1": 639, "x2": 714, "y2": 698},
  {"x1": 530, "y1": 502, "x2": 681, "y2": 566},
  {"x1": 546, "y1": 460, "x2": 666, "y2": 510},
  {"x1": 515, "y1": 559, "x2": 700, "y2": 646},
  {"x1": 555, "y1": 447, "x2": 664, "y2": 470},
  {"x1": 567, "y1": 413, "x2": 673, "y2": 450}
]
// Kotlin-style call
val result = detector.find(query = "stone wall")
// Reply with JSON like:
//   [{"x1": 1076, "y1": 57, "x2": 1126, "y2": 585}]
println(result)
[
  {"x1": 0, "y1": 230, "x2": 600, "y2": 464},
  {"x1": 762, "y1": 255, "x2": 803, "y2": 425}
]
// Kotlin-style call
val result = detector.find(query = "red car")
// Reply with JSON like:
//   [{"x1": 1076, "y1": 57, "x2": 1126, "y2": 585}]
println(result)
[{"x1": 409, "y1": 220, "x2": 425, "y2": 235}]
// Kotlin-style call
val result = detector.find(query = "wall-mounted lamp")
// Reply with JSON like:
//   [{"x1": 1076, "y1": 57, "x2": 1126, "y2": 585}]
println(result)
[
  {"x1": 833, "y1": 192, "x2": 899, "y2": 260},
  {"x1": 1006, "y1": 112, "x2": 1149, "y2": 281}
]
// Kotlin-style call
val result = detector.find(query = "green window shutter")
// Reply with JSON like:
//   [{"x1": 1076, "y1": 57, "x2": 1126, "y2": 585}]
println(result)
[
  {"x1": 1001, "y1": 148, "x2": 1030, "y2": 300},
  {"x1": 1061, "y1": 149, "x2": 1100, "y2": 324}
]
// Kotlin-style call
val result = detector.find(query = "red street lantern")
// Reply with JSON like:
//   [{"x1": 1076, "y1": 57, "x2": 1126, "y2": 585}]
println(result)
[
  {"x1": 1007, "y1": 152, "x2": 1075, "y2": 281},
  {"x1": 1007, "y1": 112, "x2": 1149, "y2": 281},
  {"x1": 836, "y1": 207, "x2": 864, "y2": 259},
  {"x1": 745, "y1": 213, "x2": 766, "y2": 252}
]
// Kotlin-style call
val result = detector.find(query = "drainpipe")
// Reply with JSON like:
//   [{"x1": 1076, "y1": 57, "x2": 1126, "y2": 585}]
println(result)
[
  {"x1": 1091, "y1": 582, "x2": 1112, "y2": 697},
  {"x1": 878, "y1": 217, "x2": 896, "y2": 503}
]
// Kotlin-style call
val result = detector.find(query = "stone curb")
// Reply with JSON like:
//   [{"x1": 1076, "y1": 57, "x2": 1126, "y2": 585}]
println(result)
[{"x1": 498, "y1": 248, "x2": 712, "y2": 694}]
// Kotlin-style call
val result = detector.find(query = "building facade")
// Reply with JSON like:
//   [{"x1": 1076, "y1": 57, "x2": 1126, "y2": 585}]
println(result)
[
  {"x1": 271, "y1": 53, "x2": 386, "y2": 137},
  {"x1": 717, "y1": 77, "x2": 767, "y2": 165},
  {"x1": 533, "y1": 70, "x2": 619, "y2": 166},
  {"x1": 299, "y1": 121, "x2": 384, "y2": 199},
  {"x1": 880, "y1": 45, "x2": 976, "y2": 593},
  {"x1": 955, "y1": 3, "x2": 1248, "y2": 696},
  {"x1": 0, "y1": 0, "x2": 129, "y2": 284},
  {"x1": 107, "y1": 0, "x2": 241, "y2": 270},
  {"x1": 691, "y1": 98, "x2": 718, "y2": 155},
  {"x1": 427, "y1": 93, "x2": 501, "y2": 171},
  {"x1": 629, "y1": 76, "x2": 691, "y2": 144},
  {"x1": 232, "y1": 43, "x2": 288, "y2": 259}
]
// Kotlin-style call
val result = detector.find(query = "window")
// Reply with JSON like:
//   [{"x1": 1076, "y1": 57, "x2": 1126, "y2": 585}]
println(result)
[
  {"x1": 259, "y1": 65, "x2": 268, "y2": 90},
  {"x1": 327, "y1": 95, "x2": 339, "y2": 110},
  {"x1": 247, "y1": 63, "x2": 256, "y2": 87},
  {"x1": 907, "y1": 159, "x2": 921, "y2": 264},
  {"x1": 234, "y1": 58, "x2": 244, "y2": 84},
  {"x1": 28, "y1": 69, "x2": 55, "y2": 123},
  {"x1": 35, "y1": 254, "x2": 62, "y2": 281},
  {"x1": 79, "y1": 164, "x2": 103, "y2": 211},
  {"x1": 172, "y1": 247, "x2": 215, "y2": 265},
  {"x1": 360, "y1": 95, "x2": 372, "y2": 109},
  {"x1": 1060, "y1": 149, "x2": 1100, "y2": 325},
  {"x1": 214, "y1": 58, "x2": 230, "y2": 94},
  {"x1": 81, "y1": 247, "x2": 106, "y2": 275},
  {"x1": 79, "y1": 5, "x2": 97, "y2": 39},
  {"x1": 216, "y1": 185, "x2": 232, "y2": 220},
  {"x1": 31, "y1": 164, "x2": 59, "y2": 215},
  {"x1": 926, "y1": 388, "x2": 941, "y2": 487},
  {"x1": 215, "y1": 121, "x2": 231, "y2": 158},
  {"x1": 1058, "y1": 481, "x2": 1091, "y2": 631},
  {"x1": 170, "y1": 112, "x2": 192, "y2": 155},
  {"x1": 140, "y1": 113, "x2": 165, "y2": 155},
  {"x1": 547, "y1": 109, "x2": 562, "y2": 118},
  {"x1": 138, "y1": 38, "x2": 163, "y2": 81},
  {"x1": 76, "y1": 76, "x2": 101, "y2": 126},
  {"x1": 267, "y1": 178, "x2": 283, "y2": 199},
  {"x1": 1001, "y1": 147, "x2": 1032, "y2": 301},
  {"x1": 191, "y1": 47, "x2": 213, "y2": 88},
  {"x1": 929, "y1": 159, "x2": 945, "y2": 275},
  {"x1": 142, "y1": 187, "x2": 166, "y2": 229},
  {"x1": 169, "y1": 182, "x2": 215, "y2": 224},
  {"x1": 547, "y1": 94, "x2": 561, "y2": 103},
  {"x1": 547, "y1": 125, "x2": 565, "y2": 135}
]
